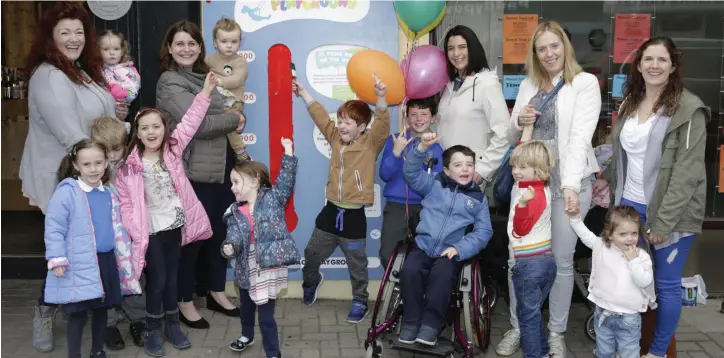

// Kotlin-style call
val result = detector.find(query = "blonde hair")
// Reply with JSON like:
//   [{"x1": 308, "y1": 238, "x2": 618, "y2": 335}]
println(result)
[
  {"x1": 525, "y1": 21, "x2": 582, "y2": 88},
  {"x1": 213, "y1": 17, "x2": 242, "y2": 41},
  {"x1": 99, "y1": 30, "x2": 132, "y2": 63},
  {"x1": 509, "y1": 140, "x2": 556, "y2": 182},
  {"x1": 91, "y1": 116, "x2": 127, "y2": 152}
]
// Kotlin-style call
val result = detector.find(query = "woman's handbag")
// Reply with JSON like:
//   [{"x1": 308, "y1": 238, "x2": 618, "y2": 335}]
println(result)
[{"x1": 493, "y1": 80, "x2": 566, "y2": 203}]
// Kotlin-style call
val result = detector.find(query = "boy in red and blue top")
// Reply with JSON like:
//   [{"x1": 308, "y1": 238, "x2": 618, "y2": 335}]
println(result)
[
  {"x1": 378, "y1": 96, "x2": 443, "y2": 268},
  {"x1": 398, "y1": 133, "x2": 492, "y2": 346},
  {"x1": 505, "y1": 140, "x2": 557, "y2": 358}
]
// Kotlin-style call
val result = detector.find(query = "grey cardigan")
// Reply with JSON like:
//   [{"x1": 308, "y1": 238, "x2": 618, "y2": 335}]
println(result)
[
  {"x1": 156, "y1": 68, "x2": 239, "y2": 183},
  {"x1": 19, "y1": 63, "x2": 116, "y2": 213}
]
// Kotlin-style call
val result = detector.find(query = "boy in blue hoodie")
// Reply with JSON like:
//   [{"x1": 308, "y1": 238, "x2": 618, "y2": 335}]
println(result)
[
  {"x1": 378, "y1": 97, "x2": 443, "y2": 268},
  {"x1": 398, "y1": 132, "x2": 493, "y2": 346}
]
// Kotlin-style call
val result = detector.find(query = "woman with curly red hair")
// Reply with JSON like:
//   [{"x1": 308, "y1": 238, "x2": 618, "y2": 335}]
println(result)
[{"x1": 20, "y1": 2, "x2": 126, "y2": 353}]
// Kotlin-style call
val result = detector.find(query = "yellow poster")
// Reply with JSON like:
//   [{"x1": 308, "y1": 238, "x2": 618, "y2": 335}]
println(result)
[{"x1": 503, "y1": 14, "x2": 539, "y2": 65}]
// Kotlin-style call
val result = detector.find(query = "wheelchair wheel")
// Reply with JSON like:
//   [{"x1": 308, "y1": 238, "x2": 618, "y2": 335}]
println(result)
[
  {"x1": 472, "y1": 261, "x2": 492, "y2": 351},
  {"x1": 585, "y1": 311, "x2": 596, "y2": 342}
]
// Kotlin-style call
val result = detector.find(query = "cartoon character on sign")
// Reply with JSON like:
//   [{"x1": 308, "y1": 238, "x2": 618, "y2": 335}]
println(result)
[{"x1": 242, "y1": 1, "x2": 271, "y2": 21}]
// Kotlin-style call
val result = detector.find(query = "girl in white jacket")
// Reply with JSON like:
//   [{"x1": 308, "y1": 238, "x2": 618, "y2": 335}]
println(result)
[
  {"x1": 437, "y1": 25, "x2": 511, "y2": 189},
  {"x1": 568, "y1": 205, "x2": 655, "y2": 358},
  {"x1": 498, "y1": 21, "x2": 602, "y2": 357}
]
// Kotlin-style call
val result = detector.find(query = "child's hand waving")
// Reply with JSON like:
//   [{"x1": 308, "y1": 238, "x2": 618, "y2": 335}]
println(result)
[
  {"x1": 372, "y1": 73, "x2": 387, "y2": 98},
  {"x1": 202, "y1": 72, "x2": 218, "y2": 97},
  {"x1": 281, "y1": 137, "x2": 293, "y2": 156},
  {"x1": 52, "y1": 266, "x2": 66, "y2": 278},
  {"x1": 392, "y1": 128, "x2": 413, "y2": 157},
  {"x1": 418, "y1": 132, "x2": 439, "y2": 151},
  {"x1": 441, "y1": 247, "x2": 459, "y2": 259}
]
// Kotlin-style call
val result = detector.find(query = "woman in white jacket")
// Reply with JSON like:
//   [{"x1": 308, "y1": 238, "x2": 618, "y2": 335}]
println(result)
[
  {"x1": 437, "y1": 25, "x2": 511, "y2": 189},
  {"x1": 496, "y1": 21, "x2": 602, "y2": 357}
]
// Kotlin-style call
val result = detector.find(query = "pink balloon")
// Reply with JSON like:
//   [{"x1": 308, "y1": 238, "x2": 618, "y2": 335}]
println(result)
[{"x1": 400, "y1": 45, "x2": 449, "y2": 99}]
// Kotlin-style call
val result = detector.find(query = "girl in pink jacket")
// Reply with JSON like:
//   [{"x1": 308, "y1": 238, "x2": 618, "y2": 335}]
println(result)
[{"x1": 115, "y1": 73, "x2": 217, "y2": 357}]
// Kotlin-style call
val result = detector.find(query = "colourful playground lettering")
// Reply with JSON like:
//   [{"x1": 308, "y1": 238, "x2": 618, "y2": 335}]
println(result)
[{"x1": 234, "y1": 0, "x2": 370, "y2": 32}]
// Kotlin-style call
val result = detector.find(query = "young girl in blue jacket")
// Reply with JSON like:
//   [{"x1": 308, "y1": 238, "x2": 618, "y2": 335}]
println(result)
[
  {"x1": 44, "y1": 139, "x2": 140, "y2": 358},
  {"x1": 221, "y1": 138, "x2": 300, "y2": 358}
]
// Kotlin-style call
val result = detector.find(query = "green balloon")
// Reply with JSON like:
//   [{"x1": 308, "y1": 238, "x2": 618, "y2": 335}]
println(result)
[{"x1": 394, "y1": 0, "x2": 445, "y2": 33}]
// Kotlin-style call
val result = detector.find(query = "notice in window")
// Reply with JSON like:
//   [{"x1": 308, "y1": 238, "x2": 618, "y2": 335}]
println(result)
[
  {"x1": 503, "y1": 14, "x2": 539, "y2": 64},
  {"x1": 613, "y1": 13, "x2": 651, "y2": 63}
]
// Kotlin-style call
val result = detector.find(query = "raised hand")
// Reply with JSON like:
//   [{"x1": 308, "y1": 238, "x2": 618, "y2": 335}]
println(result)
[
  {"x1": 281, "y1": 137, "x2": 293, "y2": 155},
  {"x1": 519, "y1": 185, "x2": 535, "y2": 205},
  {"x1": 202, "y1": 72, "x2": 218, "y2": 97},
  {"x1": 392, "y1": 128, "x2": 413, "y2": 157},
  {"x1": 418, "y1": 132, "x2": 439, "y2": 151},
  {"x1": 372, "y1": 73, "x2": 387, "y2": 98}
]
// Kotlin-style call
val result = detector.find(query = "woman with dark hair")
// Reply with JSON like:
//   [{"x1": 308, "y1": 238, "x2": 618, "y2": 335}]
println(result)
[
  {"x1": 603, "y1": 37, "x2": 709, "y2": 358},
  {"x1": 20, "y1": 1, "x2": 124, "y2": 352},
  {"x1": 499, "y1": 21, "x2": 602, "y2": 357},
  {"x1": 156, "y1": 20, "x2": 244, "y2": 329},
  {"x1": 436, "y1": 25, "x2": 511, "y2": 189}
]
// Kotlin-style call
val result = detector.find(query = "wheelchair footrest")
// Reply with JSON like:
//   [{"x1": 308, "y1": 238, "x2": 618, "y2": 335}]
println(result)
[{"x1": 390, "y1": 337, "x2": 460, "y2": 357}]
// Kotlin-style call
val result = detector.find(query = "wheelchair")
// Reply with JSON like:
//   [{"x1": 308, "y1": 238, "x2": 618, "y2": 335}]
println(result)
[{"x1": 364, "y1": 216, "x2": 494, "y2": 358}]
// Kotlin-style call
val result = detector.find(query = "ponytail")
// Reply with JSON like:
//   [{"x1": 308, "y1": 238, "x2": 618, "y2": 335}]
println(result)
[
  {"x1": 57, "y1": 152, "x2": 77, "y2": 182},
  {"x1": 57, "y1": 139, "x2": 111, "y2": 183}
]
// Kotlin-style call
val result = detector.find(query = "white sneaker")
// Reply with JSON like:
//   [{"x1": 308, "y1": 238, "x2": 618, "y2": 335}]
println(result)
[
  {"x1": 495, "y1": 329, "x2": 520, "y2": 356},
  {"x1": 548, "y1": 332, "x2": 567, "y2": 357}
]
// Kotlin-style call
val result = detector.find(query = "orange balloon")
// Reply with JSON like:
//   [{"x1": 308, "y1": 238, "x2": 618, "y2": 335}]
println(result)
[{"x1": 346, "y1": 49, "x2": 405, "y2": 105}]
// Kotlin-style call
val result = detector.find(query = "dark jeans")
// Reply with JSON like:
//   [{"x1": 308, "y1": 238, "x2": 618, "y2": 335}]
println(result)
[
  {"x1": 399, "y1": 247, "x2": 460, "y2": 332},
  {"x1": 67, "y1": 308, "x2": 107, "y2": 358},
  {"x1": 145, "y1": 227, "x2": 182, "y2": 318},
  {"x1": 512, "y1": 254, "x2": 556, "y2": 358},
  {"x1": 239, "y1": 289, "x2": 280, "y2": 357},
  {"x1": 178, "y1": 179, "x2": 235, "y2": 302}
]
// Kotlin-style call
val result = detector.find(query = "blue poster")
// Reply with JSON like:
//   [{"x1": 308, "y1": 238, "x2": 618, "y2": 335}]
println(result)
[
  {"x1": 612, "y1": 74, "x2": 627, "y2": 98},
  {"x1": 202, "y1": 1, "x2": 399, "y2": 281},
  {"x1": 503, "y1": 75, "x2": 527, "y2": 100}
]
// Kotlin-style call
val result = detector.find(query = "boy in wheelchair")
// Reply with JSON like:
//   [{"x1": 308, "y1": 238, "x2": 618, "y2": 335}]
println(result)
[{"x1": 398, "y1": 133, "x2": 493, "y2": 346}]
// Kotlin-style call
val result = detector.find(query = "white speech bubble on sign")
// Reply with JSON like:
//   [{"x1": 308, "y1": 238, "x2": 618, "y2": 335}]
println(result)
[
  {"x1": 234, "y1": 0, "x2": 370, "y2": 33},
  {"x1": 243, "y1": 92, "x2": 256, "y2": 104}
]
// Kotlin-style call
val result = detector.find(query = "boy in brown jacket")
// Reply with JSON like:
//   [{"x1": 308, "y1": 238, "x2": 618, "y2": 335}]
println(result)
[{"x1": 292, "y1": 76, "x2": 389, "y2": 324}]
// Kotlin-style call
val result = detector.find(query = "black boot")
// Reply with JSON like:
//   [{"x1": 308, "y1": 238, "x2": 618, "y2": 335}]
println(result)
[{"x1": 129, "y1": 321, "x2": 145, "y2": 347}]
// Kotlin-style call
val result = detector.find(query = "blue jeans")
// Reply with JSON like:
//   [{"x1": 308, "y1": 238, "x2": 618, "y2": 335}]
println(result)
[
  {"x1": 620, "y1": 198, "x2": 695, "y2": 356},
  {"x1": 512, "y1": 254, "x2": 556, "y2": 358},
  {"x1": 593, "y1": 306, "x2": 641, "y2": 358}
]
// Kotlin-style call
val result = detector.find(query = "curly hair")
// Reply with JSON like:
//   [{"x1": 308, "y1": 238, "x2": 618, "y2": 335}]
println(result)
[
  {"x1": 159, "y1": 20, "x2": 208, "y2": 73},
  {"x1": 619, "y1": 37, "x2": 684, "y2": 120},
  {"x1": 26, "y1": 1, "x2": 105, "y2": 86},
  {"x1": 98, "y1": 29, "x2": 133, "y2": 63}
]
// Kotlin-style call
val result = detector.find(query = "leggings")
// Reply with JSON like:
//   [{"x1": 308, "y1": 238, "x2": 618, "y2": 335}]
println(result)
[{"x1": 67, "y1": 308, "x2": 107, "y2": 358}]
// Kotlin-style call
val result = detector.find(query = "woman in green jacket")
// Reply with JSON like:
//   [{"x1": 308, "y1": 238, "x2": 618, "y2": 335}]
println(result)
[{"x1": 602, "y1": 37, "x2": 710, "y2": 358}]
